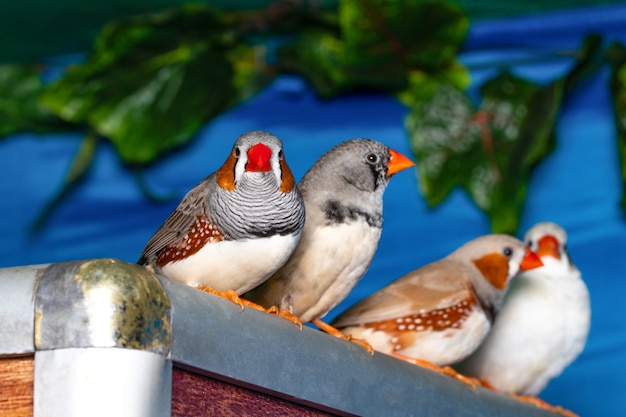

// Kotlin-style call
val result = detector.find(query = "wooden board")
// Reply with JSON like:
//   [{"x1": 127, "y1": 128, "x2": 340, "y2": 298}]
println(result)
[
  {"x1": 172, "y1": 366, "x2": 343, "y2": 417},
  {"x1": 0, "y1": 356, "x2": 34, "y2": 417}
]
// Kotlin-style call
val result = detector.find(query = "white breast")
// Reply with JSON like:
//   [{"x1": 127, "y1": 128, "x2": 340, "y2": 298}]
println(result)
[
  {"x1": 157, "y1": 233, "x2": 301, "y2": 294},
  {"x1": 457, "y1": 258, "x2": 590, "y2": 395},
  {"x1": 282, "y1": 221, "x2": 381, "y2": 322}
]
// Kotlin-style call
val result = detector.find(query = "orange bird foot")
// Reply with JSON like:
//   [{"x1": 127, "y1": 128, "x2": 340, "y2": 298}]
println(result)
[
  {"x1": 241, "y1": 299, "x2": 303, "y2": 330},
  {"x1": 480, "y1": 379, "x2": 579, "y2": 417},
  {"x1": 510, "y1": 394, "x2": 579, "y2": 417},
  {"x1": 391, "y1": 353, "x2": 482, "y2": 390},
  {"x1": 312, "y1": 319, "x2": 375, "y2": 355},
  {"x1": 196, "y1": 286, "x2": 303, "y2": 329},
  {"x1": 196, "y1": 286, "x2": 245, "y2": 309},
  {"x1": 478, "y1": 379, "x2": 499, "y2": 391}
]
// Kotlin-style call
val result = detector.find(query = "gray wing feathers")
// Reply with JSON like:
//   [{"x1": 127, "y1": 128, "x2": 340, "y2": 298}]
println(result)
[{"x1": 138, "y1": 176, "x2": 213, "y2": 264}]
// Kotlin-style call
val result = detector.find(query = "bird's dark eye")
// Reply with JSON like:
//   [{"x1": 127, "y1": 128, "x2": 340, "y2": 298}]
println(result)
[
  {"x1": 365, "y1": 153, "x2": 380, "y2": 164},
  {"x1": 278, "y1": 149, "x2": 283, "y2": 160},
  {"x1": 525, "y1": 240, "x2": 532, "y2": 248},
  {"x1": 234, "y1": 147, "x2": 241, "y2": 158},
  {"x1": 503, "y1": 247, "x2": 513, "y2": 257}
]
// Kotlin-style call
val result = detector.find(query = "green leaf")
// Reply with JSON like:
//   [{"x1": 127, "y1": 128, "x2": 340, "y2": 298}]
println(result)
[
  {"x1": 396, "y1": 63, "x2": 471, "y2": 108},
  {"x1": 40, "y1": 5, "x2": 272, "y2": 165},
  {"x1": 277, "y1": 31, "x2": 400, "y2": 97},
  {"x1": 607, "y1": 41, "x2": 626, "y2": 209},
  {"x1": 563, "y1": 33, "x2": 605, "y2": 93},
  {"x1": 408, "y1": 35, "x2": 602, "y2": 233},
  {"x1": 0, "y1": 64, "x2": 68, "y2": 136},
  {"x1": 406, "y1": 81, "x2": 475, "y2": 207},
  {"x1": 479, "y1": 74, "x2": 563, "y2": 232},
  {"x1": 227, "y1": 43, "x2": 278, "y2": 104},
  {"x1": 277, "y1": 0, "x2": 469, "y2": 98},
  {"x1": 340, "y1": 0, "x2": 468, "y2": 71},
  {"x1": 407, "y1": 75, "x2": 560, "y2": 233}
]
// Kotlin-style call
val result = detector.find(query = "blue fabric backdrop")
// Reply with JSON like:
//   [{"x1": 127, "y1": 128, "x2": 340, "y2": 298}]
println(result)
[{"x1": 2, "y1": 4, "x2": 626, "y2": 416}]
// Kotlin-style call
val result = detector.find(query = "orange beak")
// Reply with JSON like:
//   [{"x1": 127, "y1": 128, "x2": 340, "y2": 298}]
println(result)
[
  {"x1": 536, "y1": 235, "x2": 561, "y2": 260},
  {"x1": 520, "y1": 247, "x2": 544, "y2": 271},
  {"x1": 387, "y1": 149, "x2": 415, "y2": 176}
]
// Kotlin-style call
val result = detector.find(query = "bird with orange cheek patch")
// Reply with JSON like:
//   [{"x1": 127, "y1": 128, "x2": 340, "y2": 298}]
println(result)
[
  {"x1": 457, "y1": 222, "x2": 589, "y2": 416},
  {"x1": 138, "y1": 131, "x2": 305, "y2": 322},
  {"x1": 331, "y1": 234, "x2": 543, "y2": 386}
]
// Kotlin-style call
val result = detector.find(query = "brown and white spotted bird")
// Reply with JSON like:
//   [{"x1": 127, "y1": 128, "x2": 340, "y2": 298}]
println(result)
[
  {"x1": 245, "y1": 138, "x2": 414, "y2": 350},
  {"x1": 331, "y1": 234, "x2": 543, "y2": 383},
  {"x1": 458, "y1": 222, "x2": 590, "y2": 402},
  {"x1": 138, "y1": 130, "x2": 305, "y2": 313}
]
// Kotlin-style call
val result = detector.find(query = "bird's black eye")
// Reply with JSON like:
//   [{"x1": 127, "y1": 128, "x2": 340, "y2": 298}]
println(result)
[
  {"x1": 503, "y1": 247, "x2": 513, "y2": 257},
  {"x1": 278, "y1": 149, "x2": 283, "y2": 160},
  {"x1": 365, "y1": 153, "x2": 380, "y2": 164},
  {"x1": 234, "y1": 147, "x2": 241, "y2": 158}
]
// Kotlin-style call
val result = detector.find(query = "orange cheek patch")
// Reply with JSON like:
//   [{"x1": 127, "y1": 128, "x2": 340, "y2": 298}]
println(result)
[
  {"x1": 156, "y1": 216, "x2": 223, "y2": 267},
  {"x1": 279, "y1": 157, "x2": 296, "y2": 193},
  {"x1": 472, "y1": 253, "x2": 509, "y2": 290},
  {"x1": 216, "y1": 153, "x2": 237, "y2": 191},
  {"x1": 363, "y1": 297, "x2": 478, "y2": 351}
]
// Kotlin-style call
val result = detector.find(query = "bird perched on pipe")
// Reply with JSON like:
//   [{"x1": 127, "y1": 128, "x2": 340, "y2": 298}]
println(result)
[
  {"x1": 245, "y1": 138, "x2": 415, "y2": 350},
  {"x1": 456, "y1": 222, "x2": 590, "y2": 413},
  {"x1": 331, "y1": 234, "x2": 543, "y2": 383},
  {"x1": 138, "y1": 130, "x2": 305, "y2": 318}
]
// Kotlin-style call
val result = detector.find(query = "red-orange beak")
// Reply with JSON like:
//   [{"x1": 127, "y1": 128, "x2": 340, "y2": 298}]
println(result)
[
  {"x1": 536, "y1": 235, "x2": 561, "y2": 260},
  {"x1": 246, "y1": 143, "x2": 272, "y2": 172},
  {"x1": 387, "y1": 149, "x2": 415, "y2": 176},
  {"x1": 520, "y1": 247, "x2": 544, "y2": 271}
]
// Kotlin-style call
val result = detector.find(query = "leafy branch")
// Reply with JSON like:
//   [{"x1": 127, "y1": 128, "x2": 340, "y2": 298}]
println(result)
[
  {"x1": 0, "y1": 0, "x2": 623, "y2": 233},
  {"x1": 608, "y1": 42, "x2": 626, "y2": 210},
  {"x1": 407, "y1": 35, "x2": 604, "y2": 232}
]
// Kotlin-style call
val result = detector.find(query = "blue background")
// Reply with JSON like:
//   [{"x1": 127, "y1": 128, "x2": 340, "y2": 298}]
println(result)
[{"x1": 2, "y1": 4, "x2": 626, "y2": 416}]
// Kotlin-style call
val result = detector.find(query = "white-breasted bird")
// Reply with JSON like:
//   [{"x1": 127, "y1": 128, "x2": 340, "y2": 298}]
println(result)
[
  {"x1": 457, "y1": 222, "x2": 591, "y2": 397},
  {"x1": 245, "y1": 138, "x2": 414, "y2": 349},
  {"x1": 331, "y1": 234, "x2": 543, "y2": 382},
  {"x1": 138, "y1": 130, "x2": 306, "y2": 312}
]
